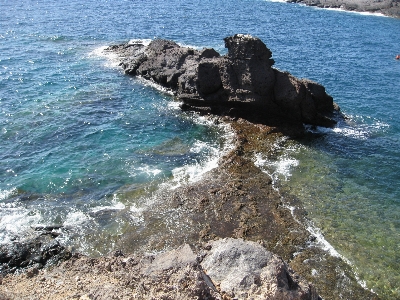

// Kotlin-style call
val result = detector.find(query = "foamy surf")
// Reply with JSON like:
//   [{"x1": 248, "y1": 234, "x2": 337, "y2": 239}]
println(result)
[
  {"x1": 90, "y1": 194, "x2": 126, "y2": 214},
  {"x1": 88, "y1": 45, "x2": 121, "y2": 68},
  {"x1": 166, "y1": 118, "x2": 235, "y2": 189},
  {"x1": 254, "y1": 136, "x2": 301, "y2": 189},
  {"x1": 305, "y1": 115, "x2": 389, "y2": 140},
  {"x1": 0, "y1": 202, "x2": 41, "y2": 245},
  {"x1": 322, "y1": 6, "x2": 387, "y2": 18},
  {"x1": 0, "y1": 188, "x2": 17, "y2": 201}
]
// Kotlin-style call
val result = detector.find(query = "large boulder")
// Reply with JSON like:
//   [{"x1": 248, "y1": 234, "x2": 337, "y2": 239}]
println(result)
[
  {"x1": 201, "y1": 238, "x2": 319, "y2": 300},
  {"x1": 106, "y1": 34, "x2": 339, "y2": 127}
]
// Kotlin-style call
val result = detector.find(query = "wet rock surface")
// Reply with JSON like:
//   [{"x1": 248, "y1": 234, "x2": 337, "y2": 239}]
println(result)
[
  {"x1": 0, "y1": 231, "x2": 71, "y2": 276},
  {"x1": 106, "y1": 34, "x2": 340, "y2": 128},
  {"x1": 287, "y1": 0, "x2": 400, "y2": 18}
]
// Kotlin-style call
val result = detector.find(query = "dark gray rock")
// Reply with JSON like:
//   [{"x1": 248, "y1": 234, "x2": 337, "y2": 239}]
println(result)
[
  {"x1": 106, "y1": 34, "x2": 340, "y2": 127},
  {"x1": 0, "y1": 234, "x2": 71, "y2": 275}
]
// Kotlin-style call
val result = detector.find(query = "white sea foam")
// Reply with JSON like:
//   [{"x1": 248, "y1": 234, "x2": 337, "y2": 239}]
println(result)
[
  {"x1": 255, "y1": 153, "x2": 299, "y2": 184},
  {"x1": 167, "y1": 100, "x2": 182, "y2": 110},
  {"x1": 0, "y1": 203, "x2": 41, "y2": 244},
  {"x1": 0, "y1": 187, "x2": 17, "y2": 201},
  {"x1": 254, "y1": 137, "x2": 301, "y2": 189},
  {"x1": 135, "y1": 76, "x2": 175, "y2": 96},
  {"x1": 305, "y1": 215, "x2": 368, "y2": 289},
  {"x1": 63, "y1": 210, "x2": 91, "y2": 227},
  {"x1": 91, "y1": 194, "x2": 126, "y2": 213},
  {"x1": 322, "y1": 6, "x2": 387, "y2": 18},
  {"x1": 169, "y1": 152, "x2": 219, "y2": 188},
  {"x1": 129, "y1": 203, "x2": 145, "y2": 224},
  {"x1": 250, "y1": 132, "x2": 370, "y2": 290},
  {"x1": 281, "y1": 0, "x2": 388, "y2": 18},
  {"x1": 252, "y1": 135, "x2": 369, "y2": 288},
  {"x1": 305, "y1": 116, "x2": 389, "y2": 140},
  {"x1": 265, "y1": 0, "x2": 287, "y2": 3},
  {"x1": 177, "y1": 42, "x2": 204, "y2": 50},
  {"x1": 129, "y1": 165, "x2": 162, "y2": 178},
  {"x1": 88, "y1": 45, "x2": 121, "y2": 68},
  {"x1": 253, "y1": 138, "x2": 341, "y2": 258},
  {"x1": 166, "y1": 120, "x2": 235, "y2": 189}
]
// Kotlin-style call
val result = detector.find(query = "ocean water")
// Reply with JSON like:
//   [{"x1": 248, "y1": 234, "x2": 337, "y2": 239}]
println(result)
[{"x1": 1, "y1": 0, "x2": 399, "y2": 298}]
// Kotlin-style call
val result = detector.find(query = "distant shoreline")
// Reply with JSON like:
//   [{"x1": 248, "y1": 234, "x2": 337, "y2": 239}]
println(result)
[{"x1": 286, "y1": 0, "x2": 400, "y2": 18}]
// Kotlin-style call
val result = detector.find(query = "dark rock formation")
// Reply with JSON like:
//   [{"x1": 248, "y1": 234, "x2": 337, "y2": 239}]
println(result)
[
  {"x1": 0, "y1": 232, "x2": 71, "y2": 275},
  {"x1": 106, "y1": 34, "x2": 339, "y2": 128},
  {"x1": 287, "y1": 0, "x2": 400, "y2": 18}
]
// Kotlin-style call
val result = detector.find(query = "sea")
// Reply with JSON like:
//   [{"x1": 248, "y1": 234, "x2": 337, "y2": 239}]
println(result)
[{"x1": 0, "y1": 0, "x2": 399, "y2": 298}]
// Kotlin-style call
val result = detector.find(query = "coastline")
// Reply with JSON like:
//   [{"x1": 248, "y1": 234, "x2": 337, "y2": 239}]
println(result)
[
  {"x1": 0, "y1": 35, "x2": 381, "y2": 299},
  {"x1": 285, "y1": 0, "x2": 400, "y2": 18},
  {"x1": 0, "y1": 117, "x2": 379, "y2": 299}
]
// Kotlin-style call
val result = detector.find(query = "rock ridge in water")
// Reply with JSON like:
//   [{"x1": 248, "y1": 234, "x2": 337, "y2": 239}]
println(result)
[{"x1": 106, "y1": 34, "x2": 340, "y2": 128}]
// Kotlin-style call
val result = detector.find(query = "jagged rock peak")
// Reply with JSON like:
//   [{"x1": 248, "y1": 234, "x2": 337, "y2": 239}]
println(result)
[{"x1": 224, "y1": 34, "x2": 275, "y2": 65}]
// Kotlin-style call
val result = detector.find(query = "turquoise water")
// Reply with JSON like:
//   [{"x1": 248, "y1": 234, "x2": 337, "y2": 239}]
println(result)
[{"x1": 1, "y1": 0, "x2": 399, "y2": 298}]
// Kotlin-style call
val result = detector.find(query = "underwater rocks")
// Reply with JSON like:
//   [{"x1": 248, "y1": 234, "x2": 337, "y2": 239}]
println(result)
[
  {"x1": 106, "y1": 34, "x2": 339, "y2": 128},
  {"x1": 287, "y1": 0, "x2": 400, "y2": 18},
  {"x1": 0, "y1": 238, "x2": 319, "y2": 300}
]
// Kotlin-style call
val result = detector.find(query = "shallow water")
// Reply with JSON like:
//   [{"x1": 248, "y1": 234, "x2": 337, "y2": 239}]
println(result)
[{"x1": 1, "y1": 0, "x2": 399, "y2": 298}]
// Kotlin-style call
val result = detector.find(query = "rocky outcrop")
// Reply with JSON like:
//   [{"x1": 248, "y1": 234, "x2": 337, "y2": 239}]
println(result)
[
  {"x1": 0, "y1": 229, "x2": 71, "y2": 276},
  {"x1": 0, "y1": 238, "x2": 319, "y2": 300},
  {"x1": 106, "y1": 34, "x2": 339, "y2": 128},
  {"x1": 287, "y1": 0, "x2": 400, "y2": 18}
]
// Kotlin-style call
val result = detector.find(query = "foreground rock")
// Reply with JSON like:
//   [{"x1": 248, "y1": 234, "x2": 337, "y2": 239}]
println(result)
[
  {"x1": 287, "y1": 0, "x2": 400, "y2": 18},
  {"x1": 0, "y1": 238, "x2": 318, "y2": 300},
  {"x1": 106, "y1": 34, "x2": 339, "y2": 128},
  {"x1": 0, "y1": 230, "x2": 71, "y2": 276},
  {"x1": 201, "y1": 238, "x2": 318, "y2": 299}
]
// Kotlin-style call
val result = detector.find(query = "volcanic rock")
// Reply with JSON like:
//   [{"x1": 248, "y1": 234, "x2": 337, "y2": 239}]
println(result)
[
  {"x1": 106, "y1": 34, "x2": 340, "y2": 128},
  {"x1": 0, "y1": 234, "x2": 71, "y2": 275}
]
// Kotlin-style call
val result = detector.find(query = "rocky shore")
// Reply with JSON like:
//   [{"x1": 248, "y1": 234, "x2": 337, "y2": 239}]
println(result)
[
  {"x1": 287, "y1": 0, "x2": 400, "y2": 18},
  {"x1": 0, "y1": 36, "x2": 380, "y2": 299}
]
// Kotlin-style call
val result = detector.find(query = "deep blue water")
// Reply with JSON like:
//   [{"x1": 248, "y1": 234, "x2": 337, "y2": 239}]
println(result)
[{"x1": 1, "y1": 0, "x2": 399, "y2": 298}]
